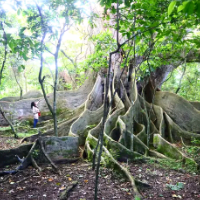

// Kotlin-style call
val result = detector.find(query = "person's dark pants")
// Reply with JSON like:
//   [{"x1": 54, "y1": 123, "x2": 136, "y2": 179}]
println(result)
[{"x1": 33, "y1": 119, "x2": 38, "y2": 128}]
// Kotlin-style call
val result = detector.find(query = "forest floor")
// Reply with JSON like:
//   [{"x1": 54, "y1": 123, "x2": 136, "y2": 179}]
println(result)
[
  {"x1": 0, "y1": 136, "x2": 26, "y2": 149},
  {"x1": 0, "y1": 136, "x2": 200, "y2": 200}
]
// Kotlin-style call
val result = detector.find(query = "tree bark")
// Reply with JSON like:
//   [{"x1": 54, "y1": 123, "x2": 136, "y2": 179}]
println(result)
[
  {"x1": 137, "y1": 49, "x2": 200, "y2": 90},
  {"x1": 0, "y1": 105, "x2": 17, "y2": 138},
  {"x1": 0, "y1": 21, "x2": 7, "y2": 85},
  {"x1": 13, "y1": 68, "x2": 23, "y2": 100}
]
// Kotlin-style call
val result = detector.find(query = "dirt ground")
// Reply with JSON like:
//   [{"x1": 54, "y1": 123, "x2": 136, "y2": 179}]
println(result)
[
  {"x1": 0, "y1": 136, "x2": 200, "y2": 199},
  {"x1": 128, "y1": 161, "x2": 200, "y2": 200},
  {"x1": 0, "y1": 162, "x2": 133, "y2": 200},
  {"x1": 0, "y1": 160, "x2": 200, "y2": 200},
  {"x1": 0, "y1": 136, "x2": 23, "y2": 150}
]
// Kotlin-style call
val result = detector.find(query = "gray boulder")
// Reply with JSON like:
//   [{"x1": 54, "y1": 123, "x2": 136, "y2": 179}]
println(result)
[
  {"x1": 40, "y1": 136, "x2": 79, "y2": 162},
  {"x1": 23, "y1": 90, "x2": 43, "y2": 99},
  {"x1": 0, "y1": 90, "x2": 42, "y2": 102},
  {"x1": 0, "y1": 97, "x2": 20, "y2": 102}
]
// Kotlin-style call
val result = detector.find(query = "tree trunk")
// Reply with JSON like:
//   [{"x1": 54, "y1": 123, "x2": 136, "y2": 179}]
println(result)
[
  {"x1": 68, "y1": 52, "x2": 200, "y2": 198},
  {"x1": 13, "y1": 69, "x2": 23, "y2": 100},
  {"x1": 0, "y1": 105, "x2": 17, "y2": 138},
  {"x1": 137, "y1": 48, "x2": 200, "y2": 91},
  {"x1": 0, "y1": 21, "x2": 7, "y2": 85}
]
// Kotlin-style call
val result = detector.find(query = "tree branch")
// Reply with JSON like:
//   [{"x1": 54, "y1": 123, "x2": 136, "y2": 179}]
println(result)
[
  {"x1": 61, "y1": 50, "x2": 77, "y2": 68},
  {"x1": 0, "y1": 21, "x2": 7, "y2": 85},
  {"x1": 35, "y1": 1, "x2": 54, "y2": 116},
  {"x1": 0, "y1": 105, "x2": 17, "y2": 138}
]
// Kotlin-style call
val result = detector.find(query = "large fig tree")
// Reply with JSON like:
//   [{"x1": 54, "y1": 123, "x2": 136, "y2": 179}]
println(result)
[{"x1": 1, "y1": 0, "x2": 200, "y2": 199}]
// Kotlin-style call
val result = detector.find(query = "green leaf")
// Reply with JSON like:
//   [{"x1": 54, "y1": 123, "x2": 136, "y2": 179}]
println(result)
[
  {"x1": 125, "y1": 0, "x2": 131, "y2": 7},
  {"x1": 111, "y1": 6, "x2": 116, "y2": 14},
  {"x1": 21, "y1": 65, "x2": 25, "y2": 69},
  {"x1": 177, "y1": 5, "x2": 184, "y2": 12},
  {"x1": 184, "y1": 1, "x2": 195, "y2": 15},
  {"x1": 18, "y1": 65, "x2": 25, "y2": 72},
  {"x1": 22, "y1": 53, "x2": 28, "y2": 61},
  {"x1": 168, "y1": 1, "x2": 176, "y2": 16},
  {"x1": 6, "y1": 34, "x2": 12, "y2": 43},
  {"x1": 20, "y1": 27, "x2": 26, "y2": 33},
  {"x1": 106, "y1": 0, "x2": 112, "y2": 7},
  {"x1": 106, "y1": 14, "x2": 110, "y2": 20},
  {"x1": 166, "y1": 182, "x2": 184, "y2": 191},
  {"x1": 5, "y1": 22, "x2": 12, "y2": 28},
  {"x1": 17, "y1": 8, "x2": 21, "y2": 15},
  {"x1": 27, "y1": 37, "x2": 33, "y2": 46},
  {"x1": 135, "y1": 196, "x2": 141, "y2": 200},
  {"x1": 126, "y1": 32, "x2": 130, "y2": 39},
  {"x1": 197, "y1": 2, "x2": 200, "y2": 17},
  {"x1": 121, "y1": 188, "x2": 129, "y2": 192}
]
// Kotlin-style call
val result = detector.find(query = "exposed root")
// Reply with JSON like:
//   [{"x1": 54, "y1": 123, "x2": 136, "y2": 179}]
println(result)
[
  {"x1": 102, "y1": 145, "x2": 143, "y2": 199},
  {"x1": 21, "y1": 134, "x2": 41, "y2": 143},
  {"x1": 69, "y1": 106, "x2": 104, "y2": 145},
  {"x1": 0, "y1": 144, "x2": 32, "y2": 168},
  {"x1": 38, "y1": 138, "x2": 61, "y2": 175},
  {"x1": 154, "y1": 91, "x2": 200, "y2": 133},
  {"x1": 153, "y1": 134, "x2": 198, "y2": 171},
  {"x1": 31, "y1": 155, "x2": 42, "y2": 172},
  {"x1": 0, "y1": 140, "x2": 38, "y2": 176},
  {"x1": 149, "y1": 150, "x2": 167, "y2": 158},
  {"x1": 1, "y1": 135, "x2": 77, "y2": 176},
  {"x1": 59, "y1": 181, "x2": 78, "y2": 200},
  {"x1": 16, "y1": 171, "x2": 37, "y2": 184},
  {"x1": 85, "y1": 133, "x2": 143, "y2": 199},
  {"x1": 135, "y1": 179, "x2": 151, "y2": 189},
  {"x1": 77, "y1": 66, "x2": 200, "y2": 200},
  {"x1": 0, "y1": 171, "x2": 20, "y2": 183},
  {"x1": 0, "y1": 175, "x2": 11, "y2": 183}
]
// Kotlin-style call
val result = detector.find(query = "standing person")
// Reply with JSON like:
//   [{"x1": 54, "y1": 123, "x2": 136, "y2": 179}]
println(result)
[{"x1": 31, "y1": 100, "x2": 41, "y2": 128}]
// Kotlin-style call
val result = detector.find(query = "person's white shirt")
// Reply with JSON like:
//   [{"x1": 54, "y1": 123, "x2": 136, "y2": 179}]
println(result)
[{"x1": 32, "y1": 106, "x2": 39, "y2": 119}]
